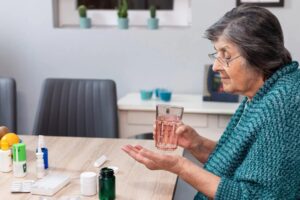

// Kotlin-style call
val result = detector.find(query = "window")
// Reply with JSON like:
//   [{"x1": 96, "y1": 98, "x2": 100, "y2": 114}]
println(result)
[
  {"x1": 236, "y1": 0, "x2": 284, "y2": 7},
  {"x1": 77, "y1": 0, "x2": 174, "y2": 10},
  {"x1": 53, "y1": 0, "x2": 191, "y2": 28}
]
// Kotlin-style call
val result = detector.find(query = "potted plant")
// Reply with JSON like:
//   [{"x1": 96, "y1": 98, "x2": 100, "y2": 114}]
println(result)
[
  {"x1": 117, "y1": 0, "x2": 129, "y2": 29},
  {"x1": 78, "y1": 5, "x2": 91, "y2": 29},
  {"x1": 147, "y1": 5, "x2": 159, "y2": 30}
]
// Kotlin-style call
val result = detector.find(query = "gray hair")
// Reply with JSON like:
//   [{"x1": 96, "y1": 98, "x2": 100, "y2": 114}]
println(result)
[{"x1": 205, "y1": 4, "x2": 292, "y2": 79}]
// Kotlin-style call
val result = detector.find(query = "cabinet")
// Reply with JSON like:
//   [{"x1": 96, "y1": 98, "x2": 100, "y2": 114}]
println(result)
[{"x1": 118, "y1": 93, "x2": 240, "y2": 141}]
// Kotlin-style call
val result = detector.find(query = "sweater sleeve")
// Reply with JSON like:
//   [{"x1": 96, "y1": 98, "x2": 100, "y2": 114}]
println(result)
[
  {"x1": 215, "y1": 177, "x2": 243, "y2": 199},
  {"x1": 214, "y1": 114, "x2": 300, "y2": 200}
]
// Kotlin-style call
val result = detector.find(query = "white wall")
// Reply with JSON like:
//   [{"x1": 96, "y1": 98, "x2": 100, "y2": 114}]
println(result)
[{"x1": 0, "y1": 0, "x2": 299, "y2": 134}]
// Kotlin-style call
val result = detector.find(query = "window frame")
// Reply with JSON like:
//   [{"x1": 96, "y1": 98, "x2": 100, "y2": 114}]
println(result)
[
  {"x1": 236, "y1": 0, "x2": 284, "y2": 7},
  {"x1": 54, "y1": 0, "x2": 192, "y2": 28}
]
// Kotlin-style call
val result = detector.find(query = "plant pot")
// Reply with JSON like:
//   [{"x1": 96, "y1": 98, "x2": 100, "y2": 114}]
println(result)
[
  {"x1": 118, "y1": 18, "x2": 129, "y2": 29},
  {"x1": 147, "y1": 18, "x2": 159, "y2": 30},
  {"x1": 159, "y1": 90, "x2": 172, "y2": 102},
  {"x1": 140, "y1": 90, "x2": 153, "y2": 101},
  {"x1": 79, "y1": 17, "x2": 91, "y2": 29}
]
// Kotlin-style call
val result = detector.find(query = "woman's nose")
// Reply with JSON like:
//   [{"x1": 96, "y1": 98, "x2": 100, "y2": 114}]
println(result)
[{"x1": 212, "y1": 61, "x2": 222, "y2": 72}]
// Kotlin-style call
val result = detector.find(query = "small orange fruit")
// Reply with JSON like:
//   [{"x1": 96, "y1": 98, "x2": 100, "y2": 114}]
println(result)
[{"x1": 1, "y1": 133, "x2": 20, "y2": 147}]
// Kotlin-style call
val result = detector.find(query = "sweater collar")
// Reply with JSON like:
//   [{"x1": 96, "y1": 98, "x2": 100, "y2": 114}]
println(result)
[{"x1": 248, "y1": 61, "x2": 299, "y2": 103}]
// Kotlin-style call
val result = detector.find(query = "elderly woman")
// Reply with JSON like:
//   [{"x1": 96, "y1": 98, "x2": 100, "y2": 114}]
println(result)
[{"x1": 122, "y1": 5, "x2": 300, "y2": 199}]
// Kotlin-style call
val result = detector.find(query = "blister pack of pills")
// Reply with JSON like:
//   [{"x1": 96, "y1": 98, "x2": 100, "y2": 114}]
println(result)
[{"x1": 11, "y1": 180, "x2": 35, "y2": 193}]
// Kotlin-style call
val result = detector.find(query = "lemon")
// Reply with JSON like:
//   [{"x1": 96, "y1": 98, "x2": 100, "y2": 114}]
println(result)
[
  {"x1": 0, "y1": 139, "x2": 9, "y2": 150},
  {"x1": 1, "y1": 133, "x2": 20, "y2": 147}
]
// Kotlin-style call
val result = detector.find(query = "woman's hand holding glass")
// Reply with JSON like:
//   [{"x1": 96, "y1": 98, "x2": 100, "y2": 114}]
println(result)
[{"x1": 153, "y1": 122, "x2": 201, "y2": 151}]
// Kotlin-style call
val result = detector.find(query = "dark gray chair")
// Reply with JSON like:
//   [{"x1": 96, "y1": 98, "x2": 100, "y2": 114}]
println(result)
[
  {"x1": 0, "y1": 77, "x2": 17, "y2": 132},
  {"x1": 33, "y1": 78, "x2": 118, "y2": 138}
]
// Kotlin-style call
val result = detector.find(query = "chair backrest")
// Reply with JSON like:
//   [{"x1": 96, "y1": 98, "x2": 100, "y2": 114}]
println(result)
[
  {"x1": 33, "y1": 78, "x2": 118, "y2": 138},
  {"x1": 129, "y1": 132, "x2": 153, "y2": 140},
  {"x1": 0, "y1": 77, "x2": 17, "y2": 132}
]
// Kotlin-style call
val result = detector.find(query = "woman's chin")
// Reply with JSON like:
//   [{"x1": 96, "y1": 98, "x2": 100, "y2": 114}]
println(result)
[{"x1": 222, "y1": 85, "x2": 233, "y2": 93}]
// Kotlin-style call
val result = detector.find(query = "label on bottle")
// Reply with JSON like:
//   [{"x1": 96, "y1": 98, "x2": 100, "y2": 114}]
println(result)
[
  {"x1": 0, "y1": 149, "x2": 12, "y2": 172},
  {"x1": 13, "y1": 161, "x2": 27, "y2": 177}
]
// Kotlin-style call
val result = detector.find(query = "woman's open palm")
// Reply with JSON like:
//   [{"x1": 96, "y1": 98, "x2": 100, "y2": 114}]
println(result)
[{"x1": 122, "y1": 145, "x2": 184, "y2": 174}]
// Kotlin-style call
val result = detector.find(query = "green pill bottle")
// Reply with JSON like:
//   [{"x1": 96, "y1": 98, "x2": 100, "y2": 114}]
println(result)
[{"x1": 99, "y1": 167, "x2": 115, "y2": 200}]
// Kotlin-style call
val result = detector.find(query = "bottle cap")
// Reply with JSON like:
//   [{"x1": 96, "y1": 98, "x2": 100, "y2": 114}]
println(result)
[
  {"x1": 100, "y1": 167, "x2": 114, "y2": 178},
  {"x1": 12, "y1": 143, "x2": 27, "y2": 162},
  {"x1": 107, "y1": 166, "x2": 119, "y2": 174},
  {"x1": 0, "y1": 139, "x2": 9, "y2": 150},
  {"x1": 81, "y1": 171, "x2": 96, "y2": 178}
]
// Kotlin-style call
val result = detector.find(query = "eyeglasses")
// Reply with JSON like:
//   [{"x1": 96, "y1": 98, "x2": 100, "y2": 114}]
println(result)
[{"x1": 208, "y1": 52, "x2": 241, "y2": 67}]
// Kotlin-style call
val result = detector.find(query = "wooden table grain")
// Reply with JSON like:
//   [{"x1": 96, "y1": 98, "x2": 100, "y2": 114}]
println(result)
[{"x1": 0, "y1": 135, "x2": 183, "y2": 200}]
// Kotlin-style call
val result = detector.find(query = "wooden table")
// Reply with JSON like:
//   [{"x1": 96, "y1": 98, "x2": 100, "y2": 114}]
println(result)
[{"x1": 0, "y1": 135, "x2": 183, "y2": 200}]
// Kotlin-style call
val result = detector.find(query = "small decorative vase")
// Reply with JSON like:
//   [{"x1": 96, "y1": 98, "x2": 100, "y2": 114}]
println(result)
[
  {"x1": 140, "y1": 90, "x2": 153, "y2": 101},
  {"x1": 159, "y1": 90, "x2": 172, "y2": 102},
  {"x1": 118, "y1": 18, "x2": 129, "y2": 29},
  {"x1": 147, "y1": 18, "x2": 159, "y2": 30},
  {"x1": 79, "y1": 17, "x2": 91, "y2": 29}
]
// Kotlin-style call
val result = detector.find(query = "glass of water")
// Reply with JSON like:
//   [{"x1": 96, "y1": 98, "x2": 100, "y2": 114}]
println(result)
[{"x1": 154, "y1": 104, "x2": 184, "y2": 151}]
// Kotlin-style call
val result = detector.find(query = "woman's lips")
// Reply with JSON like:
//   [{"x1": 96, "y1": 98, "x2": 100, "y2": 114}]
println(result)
[{"x1": 221, "y1": 77, "x2": 230, "y2": 83}]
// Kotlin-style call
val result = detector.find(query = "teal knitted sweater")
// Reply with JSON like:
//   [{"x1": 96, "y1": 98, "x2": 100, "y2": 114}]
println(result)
[{"x1": 194, "y1": 61, "x2": 300, "y2": 200}]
